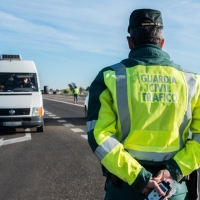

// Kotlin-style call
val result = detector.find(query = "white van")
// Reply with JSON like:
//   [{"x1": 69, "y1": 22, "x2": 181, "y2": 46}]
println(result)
[{"x1": 0, "y1": 54, "x2": 44, "y2": 132}]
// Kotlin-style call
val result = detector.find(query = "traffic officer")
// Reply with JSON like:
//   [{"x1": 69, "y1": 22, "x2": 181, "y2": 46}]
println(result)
[
  {"x1": 73, "y1": 86, "x2": 79, "y2": 104},
  {"x1": 86, "y1": 8, "x2": 200, "y2": 200}
]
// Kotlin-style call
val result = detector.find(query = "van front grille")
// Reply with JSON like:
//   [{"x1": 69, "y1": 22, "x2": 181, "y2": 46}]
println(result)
[{"x1": 0, "y1": 108, "x2": 30, "y2": 116}]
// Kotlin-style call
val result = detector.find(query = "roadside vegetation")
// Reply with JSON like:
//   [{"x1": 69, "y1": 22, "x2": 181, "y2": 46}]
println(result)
[{"x1": 47, "y1": 82, "x2": 89, "y2": 95}]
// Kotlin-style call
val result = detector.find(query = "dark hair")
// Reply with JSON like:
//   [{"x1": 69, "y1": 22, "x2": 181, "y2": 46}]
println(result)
[{"x1": 130, "y1": 26, "x2": 163, "y2": 47}]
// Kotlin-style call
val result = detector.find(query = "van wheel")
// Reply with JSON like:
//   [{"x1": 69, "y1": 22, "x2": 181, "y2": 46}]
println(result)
[{"x1": 37, "y1": 124, "x2": 44, "y2": 132}]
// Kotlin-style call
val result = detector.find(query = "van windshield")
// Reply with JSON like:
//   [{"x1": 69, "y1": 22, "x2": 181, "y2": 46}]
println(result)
[{"x1": 0, "y1": 73, "x2": 38, "y2": 92}]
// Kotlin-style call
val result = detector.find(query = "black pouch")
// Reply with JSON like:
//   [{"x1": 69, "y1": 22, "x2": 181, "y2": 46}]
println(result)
[
  {"x1": 186, "y1": 169, "x2": 200, "y2": 200},
  {"x1": 106, "y1": 172, "x2": 123, "y2": 188}
]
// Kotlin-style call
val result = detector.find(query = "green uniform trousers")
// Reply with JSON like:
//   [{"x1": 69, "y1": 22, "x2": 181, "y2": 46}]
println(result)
[{"x1": 104, "y1": 179, "x2": 189, "y2": 200}]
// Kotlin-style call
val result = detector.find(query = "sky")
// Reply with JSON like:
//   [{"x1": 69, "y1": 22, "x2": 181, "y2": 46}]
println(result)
[{"x1": 0, "y1": 0, "x2": 200, "y2": 90}]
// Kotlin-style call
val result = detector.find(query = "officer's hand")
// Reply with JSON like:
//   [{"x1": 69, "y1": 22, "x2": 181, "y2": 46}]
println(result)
[
  {"x1": 142, "y1": 179, "x2": 165, "y2": 196},
  {"x1": 162, "y1": 192, "x2": 173, "y2": 200},
  {"x1": 152, "y1": 169, "x2": 172, "y2": 182},
  {"x1": 152, "y1": 170, "x2": 174, "y2": 200}
]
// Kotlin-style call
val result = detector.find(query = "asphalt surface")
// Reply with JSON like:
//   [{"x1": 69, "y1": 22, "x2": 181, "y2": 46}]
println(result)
[{"x1": 0, "y1": 94, "x2": 105, "y2": 200}]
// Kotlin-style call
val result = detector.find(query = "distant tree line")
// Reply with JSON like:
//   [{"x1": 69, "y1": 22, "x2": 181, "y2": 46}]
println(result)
[{"x1": 48, "y1": 83, "x2": 90, "y2": 94}]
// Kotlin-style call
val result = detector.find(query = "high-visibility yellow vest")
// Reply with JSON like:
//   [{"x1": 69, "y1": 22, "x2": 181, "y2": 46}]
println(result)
[
  {"x1": 87, "y1": 44, "x2": 200, "y2": 189},
  {"x1": 73, "y1": 88, "x2": 79, "y2": 94}
]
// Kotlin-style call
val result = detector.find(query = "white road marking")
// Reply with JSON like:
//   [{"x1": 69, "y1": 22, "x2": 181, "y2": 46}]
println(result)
[
  {"x1": 43, "y1": 98, "x2": 84, "y2": 107},
  {"x1": 71, "y1": 128, "x2": 84, "y2": 133},
  {"x1": 43, "y1": 98, "x2": 87, "y2": 139},
  {"x1": 45, "y1": 112, "x2": 52, "y2": 114},
  {"x1": 0, "y1": 133, "x2": 31, "y2": 147},
  {"x1": 0, "y1": 138, "x2": 3, "y2": 146},
  {"x1": 81, "y1": 135, "x2": 88, "y2": 139},
  {"x1": 49, "y1": 114, "x2": 56, "y2": 117},
  {"x1": 52, "y1": 117, "x2": 60, "y2": 119},
  {"x1": 57, "y1": 120, "x2": 67, "y2": 123},
  {"x1": 63, "y1": 123, "x2": 74, "y2": 127}
]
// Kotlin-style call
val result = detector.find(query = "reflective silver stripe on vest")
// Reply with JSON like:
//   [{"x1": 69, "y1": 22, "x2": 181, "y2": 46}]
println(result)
[
  {"x1": 178, "y1": 72, "x2": 197, "y2": 148},
  {"x1": 193, "y1": 134, "x2": 200, "y2": 143},
  {"x1": 127, "y1": 149, "x2": 177, "y2": 161},
  {"x1": 95, "y1": 135, "x2": 120, "y2": 160},
  {"x1": 127, "y1": 71, "x2": 197, "y2": 161},
  {"x1": 110, "y1": 63, "x2": 130, "y2": 141},
  {"x1": 86, "y1": 120, "x2": 96, "y2": 132}
]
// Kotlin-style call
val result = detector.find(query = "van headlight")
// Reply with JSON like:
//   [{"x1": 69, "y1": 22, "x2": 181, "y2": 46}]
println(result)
[{"x1": 32, "y1": 107, "x2": 43, "y2": 116}]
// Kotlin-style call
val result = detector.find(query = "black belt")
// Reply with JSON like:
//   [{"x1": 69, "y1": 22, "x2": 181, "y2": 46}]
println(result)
[{"x1": 142, "y1": 164, "x2": 166, "y2": 175}]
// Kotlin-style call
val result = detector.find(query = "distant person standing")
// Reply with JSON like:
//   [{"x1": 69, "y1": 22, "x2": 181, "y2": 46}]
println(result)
[{"x1": 73, "y1": 86, "x2": 79, "y2": 104}]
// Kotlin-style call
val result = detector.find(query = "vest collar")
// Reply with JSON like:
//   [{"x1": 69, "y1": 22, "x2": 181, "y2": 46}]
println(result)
[{"x1": 128, "y1": 44, "x2": 170, "y2": 60}]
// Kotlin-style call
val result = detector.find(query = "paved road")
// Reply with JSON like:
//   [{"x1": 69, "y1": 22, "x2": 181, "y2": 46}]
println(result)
[{"x1": 0, "y1": 95, "x2": 105, "y2": 200}]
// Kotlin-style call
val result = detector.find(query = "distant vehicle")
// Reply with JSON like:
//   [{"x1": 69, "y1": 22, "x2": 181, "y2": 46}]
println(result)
[
  {"x1": 84, "y1": 94, "x2": 89, "y2": 118},
  {"x1": 0, "y1": 54, "x2": 44, "y2": 132}
]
